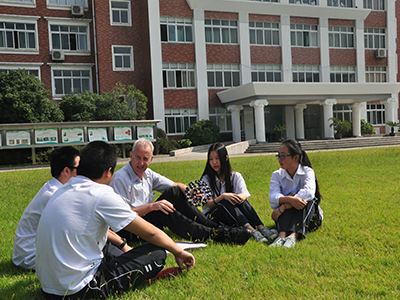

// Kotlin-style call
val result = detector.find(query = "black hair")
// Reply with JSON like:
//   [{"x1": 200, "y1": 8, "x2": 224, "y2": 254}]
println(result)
[
  {"x1": 281, "y1": 139, "x2": 322, "y2": 200},
  {"x1": 77, "y1": 141, "x2": 117, "y2": 180},
  {"x1": 49, "y1": 146, "x2": 80, "y2": 179},
  {"x1": 201, "y1": 143, "x2": 233, "y2": 195}
]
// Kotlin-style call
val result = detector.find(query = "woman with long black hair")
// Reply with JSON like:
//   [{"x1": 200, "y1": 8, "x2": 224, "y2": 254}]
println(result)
[
  {"x1": 269, "y1": 139, "x2": 323, "y2": 248},
  {"x1": 200, "y1": 143, "x2": 277, "y2": 243}
]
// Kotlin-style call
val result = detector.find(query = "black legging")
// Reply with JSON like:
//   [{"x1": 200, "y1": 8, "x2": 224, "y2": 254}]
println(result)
[{"x1": 206, "y1": 199, "x2": 264, "y2": 228}]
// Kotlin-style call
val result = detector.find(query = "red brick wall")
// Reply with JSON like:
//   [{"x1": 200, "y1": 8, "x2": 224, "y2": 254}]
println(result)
[
  {"x1": 206, "y1": 45, "x2": 240, "y2": 64},
  {"x1": 292, "y1": 48, "x2": 320, "y2": 65},
  {"x1": 164, "y1": 89, "x2": 197, "y2": 108},
  {"x1": 365, "y1": 11, "x2": 386, "y2": 27},
  {"x1": 162, "y1": 44, "x2": 195, "y2": 62},
  {"x1": 328, "y1": 19, "x2": 355, "y2": 26},
  {"x1": 290, "y1": 17, "x2": 318, "y2": 25},
  {"x1": 208, "y1": 89, "x2": 224, "y2": 106},
  {"x1": 365, "y1": 50, "x2": 387, "y2": 66},
  {"x1": 249, "y1": 14, "x2": 280, "y2": 22},
  {"x1": 329, "y1": 49, "x2": 356, "y2": 65},
  {"x1": 250, "y1": 46, "x2": 281, "y2": 64},
  {"x1": 205, "y1": 11, "x2": 237, "y2": 20},
  {"x1": 159, "y1": 0, "x2": 192, "y2": 17}
]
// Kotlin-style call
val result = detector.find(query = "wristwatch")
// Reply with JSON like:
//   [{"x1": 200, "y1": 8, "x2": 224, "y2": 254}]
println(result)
[{"x1": 118, "y1": 238, "x2": 127, "y2": 250}]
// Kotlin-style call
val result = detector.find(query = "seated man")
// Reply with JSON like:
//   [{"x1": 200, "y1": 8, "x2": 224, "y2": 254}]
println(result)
[
  {"x1": 12, "y1": 146, "x2": 80, "y2": 270},
  {"x1": 111, "y1": 139, "x2": 250, "y2": 245},
  {"x1": 36, "y1": 141, "x2": 195, "y2": 299}
]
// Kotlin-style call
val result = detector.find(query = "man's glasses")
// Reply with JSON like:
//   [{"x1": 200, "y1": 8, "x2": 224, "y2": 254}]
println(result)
[{"x1": 275, "y1": 153, "x2": 291, "y2": 160}]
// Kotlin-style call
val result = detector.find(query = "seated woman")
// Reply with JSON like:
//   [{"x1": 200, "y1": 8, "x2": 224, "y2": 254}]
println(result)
[
  {"x1": 269, "y1": 139, "x2": 323, "y2": 248},
  {"x1": 200, "y1": 143, "x2": 277, "y2": 243}
]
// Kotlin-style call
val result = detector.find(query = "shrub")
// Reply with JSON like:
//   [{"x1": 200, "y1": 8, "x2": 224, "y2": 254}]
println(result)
[
  {"x1": 153, "y1": 128, "x2": 179, "y2": 154},
  {"x1": 0, "y1": 70, "x2": 63, "y2": 123},
  {"x1": 184, "y1": 120, "x2": 220, "y2": 146},
  {"x1": 361, "y1": 119, "x2": 375, "y2": 135},
  {"x1": 59, "y1": 92, "x2": 97, "y2": 121},
  {"x1": 329, "y1": 117, "x2": 352, "y2": 138},
  {"x1": 178, "y1": 139, "x2": 192, "y2": 148}
]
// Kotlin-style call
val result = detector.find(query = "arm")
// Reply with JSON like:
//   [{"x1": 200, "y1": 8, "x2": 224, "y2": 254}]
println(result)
[
  {"x1": 174, "y1": 182, "x2": 187, "y2": 193},
  {"x1": 107, "y1": 229, "x2": 132, "y2": 253},
  {"x1": 132, "y1": 201, "x2": 176, "y2": 216},
  {"x1": 124, "y1": 216, "x2": 195, "y2": 270}
]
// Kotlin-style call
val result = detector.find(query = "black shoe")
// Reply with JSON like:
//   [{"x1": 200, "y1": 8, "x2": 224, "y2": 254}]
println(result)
[{"x1": 212, "y1": 226, "x2": 251, "y2": 245}]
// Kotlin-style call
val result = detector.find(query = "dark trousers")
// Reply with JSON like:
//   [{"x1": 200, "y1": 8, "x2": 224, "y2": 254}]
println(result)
[
  {"x1": 206, "y1": 200, "x2": 264, "y2": 228},
  {"x1": 120, "y1": 186, "x2": 219, "y2": 242},
  {"x1": 42, "y1": 243, "x2": 166, "y2": 299},
  {"x1": 276, "y1": 199, "x2": 322, "y2": 238}
]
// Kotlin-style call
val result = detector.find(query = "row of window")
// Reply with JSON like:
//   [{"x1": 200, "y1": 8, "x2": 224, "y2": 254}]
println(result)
[
  {"x1": 252, "y1": 0, "x2": 385, "y2": 10},
  {"x1": 333, "y1": 104, "x2": 385, "y2": 125}
]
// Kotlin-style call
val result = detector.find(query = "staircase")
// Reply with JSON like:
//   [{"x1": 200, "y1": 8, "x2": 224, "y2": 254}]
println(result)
[{"x1": 245, "y1": 136, "x2": 400, "y2": 153}]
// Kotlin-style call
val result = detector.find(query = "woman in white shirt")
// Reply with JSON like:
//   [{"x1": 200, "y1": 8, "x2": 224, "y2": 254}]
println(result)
[
  {"x1": 269, "y1": 139, "x2": 323, "y2": 248},
  {"x1": 201, "y1": 143, "x2": 278, "y2": 244}
]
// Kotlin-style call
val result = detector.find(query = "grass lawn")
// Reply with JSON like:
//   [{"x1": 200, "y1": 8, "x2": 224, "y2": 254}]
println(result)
[{"x1": 1, "y1": 147, "x2": 399, "y2": 299}]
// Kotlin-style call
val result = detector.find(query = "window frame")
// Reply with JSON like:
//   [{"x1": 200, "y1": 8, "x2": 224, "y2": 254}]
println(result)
[
  {"x1": 329, "y1": 26, "x2": 355, "y2": 48},
  {"x1": 249, "y1": 21, "x2": 280, "y2": 46},
  {"x1": 46, "y1": 0, "x2": 88, "y2": 10},
  {"x1": 204, "y1": 19, "x2": 238, "y2": 45},
  {"x1": 160, "y1": 16, "x2": 193, "y2": 43},
  {"x1": 48, "y1": 20, "x2": 91, "y2": 54},
  {"x1": 365, "y1": 66, "x2": 387, "y2": 83},
  {"x1": 112, "y1": 45, "x2": 134, "y2": 71},
  {"x1": 51, "y1": 65, "x2": 92, "y2": 99},
  {"x1": 363, "y1": 0, "x2": 385, "y2": 10},
  {"x1": 0, "y1": 63, "x2": 41, "y2": 79},
  {"x1": 367, "y1": 103, "x2": 385, "y2": 125},
  {"x1": 364, "y1": 27, "x2": 386, "y2": 49},
  {"x1": 290, "y1": 23, "x2": 319, "y2": 48},
  {"x1": 292, "y1": 64, "x2": 320, "y2": 82},
  {"x1": 109, "y1": 0, "x2": 132, "y2": 27},
  {"x1": 333, "y1": 104, "x2": 352, "y2": 122},
  {"x1": 162, "y1": 63, "x2": 196, "y2": 89},
  {"x1": 0, "y1": 0, "x2": 36, "y2": 8},
  {"x1": 328, "y1": 0, "x2": 354, "y2": 7},
  {"x1": 0, "y1": 18, "x2": 39, "y2": 54},
  {"x1": 207, "y1": 64, "x2": 241, "y2": 88},
  {"x1": 329, "y1": 65, "x2": 356, "y2": 82},
  {"x1": 165, "y1": 108, "x2": 198, "y2": 135},
  {"x1": 209, "y1": 107, "x2": 232, "y2": 132},
  {"x1": 251, "y1": 64, "x2": 282, "y2": 82},
  {"x1": 289, "y1": 0, "x2": 319, "y2": 5}
]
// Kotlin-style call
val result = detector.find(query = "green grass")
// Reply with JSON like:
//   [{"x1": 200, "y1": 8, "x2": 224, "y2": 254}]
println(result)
[{"x1": 1, "y1": 148, "x2": 400, "y2": 299}]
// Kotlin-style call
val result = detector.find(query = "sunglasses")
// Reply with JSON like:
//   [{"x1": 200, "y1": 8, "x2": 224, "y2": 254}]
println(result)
[{"x1": 275, "y1": 153, "x2": 291, "y2": 160}]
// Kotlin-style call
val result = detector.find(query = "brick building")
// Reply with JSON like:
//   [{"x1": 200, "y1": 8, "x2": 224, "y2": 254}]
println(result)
[{"x1": 1, "y1": 0, "x2": 400, "y2": 142}]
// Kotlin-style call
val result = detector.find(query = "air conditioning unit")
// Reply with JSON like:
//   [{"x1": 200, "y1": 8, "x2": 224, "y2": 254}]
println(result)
[
  {"x1": 375, "y1": 49, "x2": 387, "y2": 58},
  {"x1": 71, "y1": 5, "x2": 84, "y2": 16},
  {"x1": 51, "y1": 50, "x2": 65, "y2": 61}
]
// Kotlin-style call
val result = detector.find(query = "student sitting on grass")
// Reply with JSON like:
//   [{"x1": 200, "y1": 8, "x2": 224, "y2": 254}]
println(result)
[
  {"x1": 35, "y1": 141, "x2": 195, "y2": 299},
  {"x1": 12, "y1": 146, "x2": 80, "y2": 270},
  {"x1": 269, "y1": 139, "x2": 323, "y2": 248},
  {"x1": 200, "y1": 143, "x2": 278, "y2": 244}
]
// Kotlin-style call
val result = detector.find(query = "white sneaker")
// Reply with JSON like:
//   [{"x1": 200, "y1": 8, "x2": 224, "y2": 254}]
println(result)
[
  {"x1": 282, "y1": 235, "x2": 296, "y2": 248},
  {"x1": 252, "y1": 230, "x2": 269, "y2": 243},
  {"x1": 269, "y1": 236, "x2": 285, "y2": 247}
]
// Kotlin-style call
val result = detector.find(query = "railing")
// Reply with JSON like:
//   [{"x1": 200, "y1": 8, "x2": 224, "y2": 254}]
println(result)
[{"x1": 0, "y1": 120, "x2": 160, "y2": 164}]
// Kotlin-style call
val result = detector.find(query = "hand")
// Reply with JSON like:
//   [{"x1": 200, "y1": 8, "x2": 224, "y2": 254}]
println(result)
[
  {"x1": 289, "y1": 196, "x2": 307, "y2": 210},
  {"x1": 271, "y1": 208, "x2": 282, "y2": 221},
  {"x1": 152, "y1": 200, "x2": 175, "y2": 215},
  {"x1": 121, "y1": 244, "x2": 132, "y2": 253},
  {"x1": 222, "y1": 193, "x2": 243, "y2": 205},
  {"x1": 175, "y1": 250, "x2": 195, "y2": 271}
]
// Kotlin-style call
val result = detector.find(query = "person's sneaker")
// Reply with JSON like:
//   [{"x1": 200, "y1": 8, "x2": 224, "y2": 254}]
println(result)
[
  {"x1": 212, "y1": 226, "x2": 251, "y2": 245},
  {"x1": 282, "y1": 235, "x2": 296, "y2": 248},
  {"x1": 269, "y1": 236, "x2": 285, "y2": 247},
  {"x1": 258, "y1": 227, "x2": 278, "y2": 242},
  {"x1": 251, "y1": 230, "x2": 269, "y2": 243}
]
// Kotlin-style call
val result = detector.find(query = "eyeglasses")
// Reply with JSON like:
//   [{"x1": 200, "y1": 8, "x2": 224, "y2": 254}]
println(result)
[{"x1": 275, "y1": 153, "x2": 291, "y2": 160}]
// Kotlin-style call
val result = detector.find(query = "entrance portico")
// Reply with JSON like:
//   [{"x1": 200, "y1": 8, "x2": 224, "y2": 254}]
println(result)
[{"x1": 217, "y1": 83, "x2": 400, "y2": 142}]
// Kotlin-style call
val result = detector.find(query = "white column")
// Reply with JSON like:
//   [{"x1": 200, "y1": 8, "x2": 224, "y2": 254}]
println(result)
[
  {"x1": 355, "y1": 18, "x2": 365, "y2": 83},
  {"x1": 322, "y1": 99, "x2": 337, "y2": 139},
  {"x1": 385, "y1": 97, "x2": 397, "y2": 133},
  {"x1": 243, "y1": 106, "x2": 255, "y2": 140},
  {"x1": 193, "y1": 9, "x2": 209, "y2": 120},
  {"x1": 239, "y1": 12, "x2": 251, "y2": 84},
  {"x1": 355, "y1": 0, "x2": 363, "y2": 8},
  {"x1": 386, "y1": 0, "x2": 397, "y2": 83},
  {"x1": 352, "y1": 103, "x2": 362, "y2": 137},
  {"x1": 227, "y1": 105, "x2": 243, "y2": 142},
  {"x1": 360, "y1": 102, "x2": 367, "y2": 121},
  {"x1": 280, "y1": 15, "x2": 292, "y2": 83},
  {"x1": 319, "y1": 0, "x2": 328, "y2": 7},
  {"x1": 250, "y1": 100, "x2": 268, "y2": 142},
  {"x1": 285, "y1": 106, "x2": 295, "y2": 139},
  {"x1": 295, "y1": 104, "x2": 307, "y2": 140},
  {"x1": 147, "y1": 0, "x2": 165, "y2": 130},
  {"x1": 319, "y1": 17, "x2": 330, "y2": 82}
]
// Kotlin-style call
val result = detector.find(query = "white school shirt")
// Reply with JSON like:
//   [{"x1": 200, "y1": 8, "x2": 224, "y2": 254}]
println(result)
[
  {"x1": 12, "y1": 178, "x2": 62, "y2": 270},
  {"x1": 111, "y1": 164, "x2": 174, "y2": 207},
  {"x1": 201, "y1": 172, "x2": 251, "y2": 214},
  {"x1": 269, "y1": 164, "x2": 316, "y2": 209},
  {"x1": 35, "y1": 176, "x2": 136, "y2": 296}
]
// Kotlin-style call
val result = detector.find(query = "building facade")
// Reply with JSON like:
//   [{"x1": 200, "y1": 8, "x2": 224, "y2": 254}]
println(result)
[{"x1": 1, "y1": 0, "x2": 399, "y2": 142}]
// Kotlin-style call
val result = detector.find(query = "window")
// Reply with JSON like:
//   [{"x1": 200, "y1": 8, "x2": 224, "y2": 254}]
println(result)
[
  {"x1": 160, "y1": 17, "x2": 193, "y2": 43},
  {"x1": 367, "y1": 104, "x2": 385, "y2": 125},
  {"x1": 52, "y1": 68, "x2": 91, "y2": 97},
  {"x1": 249, "y1": 21, "x2": 280, "y2": 46},
  {"x1": 329, "y1": 26, "x2": 354, "y2": 48},
  {"x1": 333, "y1": 104, "x2": 352, "y2": 122},
  {"x1": 209, "y1": 107, "x2": 232, "y2": 132},
  {"x1": 290, "y1": 24, "x2": 318, "y2": 47},
  {"x1": 289, "y1": 0, "x2": 318, "y2": 5},
  {"x1": 330, "y1": 66, "x2": 356, "y2": 82},
  {"x1": 165, "y1": 108, "x2": 197, "y2": 135},
  {"x1": 47, "y1": 0, "x2": 87, "y2": 7},
  {"x1": 207, "y1": 64, "x2": 240, "y2": 88},
  {"x1": 292, "y1": 65, "x2": 320, "y2": 82},
  {"x1": 0, "y1": 21, "x2": 37, "y2": 51},
  {"x1": 250, "y1": 0, "x2": 279, "y2": 2},
  {"x1": 251, "y1": 64, "x2": 282, "y2": 82},
  {"x1": 366, "y1": 66, "x2": 387, "y2": 82},
  {"x1": 364, "y1": 28, "x2": 385, "y2": 49},
  {"x1": 328, "y1": 0, "x2": 353, "y2": 7},
  {"x1": 50, "y1": 24, "x2": 89, "y2": 52},
  {"x1": 0, "y1": 65, "x2": 40, "y2": 78},
  {"x1": 110, "y1": 0, "x2": 131, "y2": 26},
  {"x1": 0, "y1": 0, "x2": 35, "y2": 6},
  {"x1": 363, "y1": 0, "x2": 384, "y2": 10},
  {"x1": 162, "y1": 63, "x2": 195, "y2": 89},
  {"x1": 112, "y1": 46, "x2": 133, "y2": 71},
  {"x1": 205, "y1": 19, "x2": 238, "y2": 44}
]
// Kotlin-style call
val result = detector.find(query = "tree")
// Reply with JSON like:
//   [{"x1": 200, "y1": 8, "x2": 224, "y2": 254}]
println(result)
[
  {"x1": 184, "y1": 120, "x2": 220, "y2": 146},
  {"x1": 59, "y1": 91, "x2": 97, "y2": 121},
  {"x1": 0, "y1": 70, "x2": 63, "y2": 123}
]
